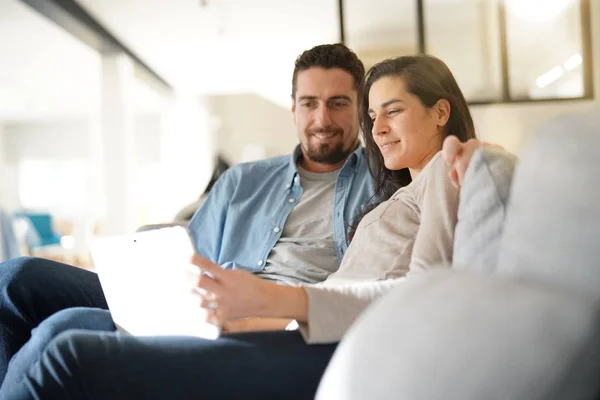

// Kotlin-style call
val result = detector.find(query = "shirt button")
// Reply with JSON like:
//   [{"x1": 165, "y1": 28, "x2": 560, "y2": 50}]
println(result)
[
  {"x1": 257, "y1": 260, "x2": 263, "y2": 266},
  {"x1": 273, "y1": 227, "x2": 280, "y2": 233},
  {"x1": 288, "y1": 198, "x2": 295, "y2": 203}
]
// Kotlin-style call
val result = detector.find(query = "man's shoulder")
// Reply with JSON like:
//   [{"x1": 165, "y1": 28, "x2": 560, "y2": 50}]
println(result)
[{"x1": 226, "y1": 154, "x2": 292, "y2": 179}]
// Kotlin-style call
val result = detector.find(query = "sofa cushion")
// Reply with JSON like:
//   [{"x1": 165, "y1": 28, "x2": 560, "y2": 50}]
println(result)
[
  {"x1": 453, "y1": 147, "x2": 517, "y2": 272},
  {"x1": 497, "y1": 111, "x2": 600, "y2": 298},
  {"x1": 316, "y1": 269, "x2": 600, "y2": 400}
]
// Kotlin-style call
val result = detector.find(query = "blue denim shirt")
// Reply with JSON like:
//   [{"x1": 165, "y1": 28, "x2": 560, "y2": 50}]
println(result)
[{"x1": 188, "y1": 145, "x2": 375, "y2": 273}]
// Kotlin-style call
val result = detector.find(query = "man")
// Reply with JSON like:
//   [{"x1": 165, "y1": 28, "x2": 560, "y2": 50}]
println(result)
[{"x1": 0, "y1": 43, "x2": 374, "y2": 390}]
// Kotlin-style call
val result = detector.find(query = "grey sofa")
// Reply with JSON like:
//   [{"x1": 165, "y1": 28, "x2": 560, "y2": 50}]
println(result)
[{"x1": 316, "y1": 110, "x2": 600, "y2": 400}]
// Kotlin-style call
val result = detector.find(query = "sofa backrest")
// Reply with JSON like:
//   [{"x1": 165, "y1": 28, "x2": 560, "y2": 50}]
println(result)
[{"x1": 497, "y1": 110, "x2": 600, "y2": 299}]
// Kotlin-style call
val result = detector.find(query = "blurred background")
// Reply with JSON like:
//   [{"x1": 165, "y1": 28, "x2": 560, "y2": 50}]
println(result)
[{"x1": 0, "y1": 0, "x2": 597, "y2": 268}]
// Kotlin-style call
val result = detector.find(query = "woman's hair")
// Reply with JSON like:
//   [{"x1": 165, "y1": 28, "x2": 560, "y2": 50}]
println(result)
[{"x1": 349, "y1": 54, "x2": 477, "y2": 239}]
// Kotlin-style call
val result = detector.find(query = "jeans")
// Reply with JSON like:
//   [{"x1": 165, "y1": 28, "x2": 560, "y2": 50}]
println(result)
[
  {"x1": 7, "y1": 328, "x2": 338, "y2": 400},
  {"x1": 0, "y1": 308, "x2": 115, "y2": 397},
  {"x1": 0, "y1": 257, "x2": 109, "y2": 384}
]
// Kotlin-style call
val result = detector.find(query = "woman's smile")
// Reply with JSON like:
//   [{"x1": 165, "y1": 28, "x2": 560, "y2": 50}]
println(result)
[{"x1": 378, "y1": 140, "x2": 401, "y2": 153}]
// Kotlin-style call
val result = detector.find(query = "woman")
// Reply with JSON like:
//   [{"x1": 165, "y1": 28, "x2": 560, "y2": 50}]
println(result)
[{"x1": 4, "y1": 55, "x2": 479, "y2": 399}]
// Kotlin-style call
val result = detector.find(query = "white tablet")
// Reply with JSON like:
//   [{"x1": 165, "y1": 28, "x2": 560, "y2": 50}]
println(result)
[{"x1": 91, "y1": 226, "x2": 220, "y2": 339}]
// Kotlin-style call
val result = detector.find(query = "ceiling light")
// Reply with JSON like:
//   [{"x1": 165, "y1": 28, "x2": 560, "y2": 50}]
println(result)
[
  {"x1": 536, "y1": 66, "x2": 564, "y2": 88},
  {"x1": 564, "y1": 53, "x2": 582, "y2": 71}
]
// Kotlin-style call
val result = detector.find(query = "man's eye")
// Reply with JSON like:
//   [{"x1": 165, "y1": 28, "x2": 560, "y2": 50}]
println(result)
[
  {"x1": 301, "y1": 102, "x2": 316, "y2": 108},
  {"x1": 388, "y1": 109, "x2": 401, "y2": 116},
  {"x1": 331, "y1": 101, "x2": 349, "y2": 108}
]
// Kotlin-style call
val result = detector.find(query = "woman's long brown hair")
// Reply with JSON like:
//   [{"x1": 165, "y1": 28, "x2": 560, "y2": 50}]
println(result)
[{"x1": 349, "y1": 55, "x2": 477, "y2": 240}]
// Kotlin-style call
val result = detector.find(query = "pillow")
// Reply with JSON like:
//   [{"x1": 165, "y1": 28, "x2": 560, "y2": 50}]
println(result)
[
  {"x1": 497, "y1": 111, "x2": 600, "y2": 298},
  {"x1": 452, "y1": 147, "x2": 517, "y2": 272},
  {"x1": 316, "y1": 269, "x2": 600, "y2": 400}
]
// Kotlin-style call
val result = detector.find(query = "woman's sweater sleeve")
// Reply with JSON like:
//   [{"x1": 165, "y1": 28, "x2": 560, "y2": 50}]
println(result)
[{"x1": 299, "y1": 155, "x2": 459, "y2": 344}]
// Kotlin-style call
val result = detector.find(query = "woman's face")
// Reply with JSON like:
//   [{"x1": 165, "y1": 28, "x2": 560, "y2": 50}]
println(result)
[{"x1": 367, "y1": 76, "x2": 448, "y2": 173}]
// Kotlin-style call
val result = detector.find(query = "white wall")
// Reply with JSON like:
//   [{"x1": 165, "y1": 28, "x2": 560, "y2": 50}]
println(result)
[
  {"x1": 0, "y1": 124, "x2": 18, "y2": 210},
  {"x1": 0, "y1": 123, "x2": 5, "y2": 206},
  {"x1": 1, "y1": 115, "x2": 163, "y2": 215},
  {"x1": 153, "y1": 96, "x2": 215, "y2": 224},
  {"x1": 4, "y1": 119, "x2": 90, "y2": 162},
  {"x1": 208, "y1": 93, "x2": 296, "y2": 164},
  {"x1": 471, "y1": 100, "x2": 598, "y2": 153},
  {"x1": 135, "y1": 114, "x2": 162, "y2": 169}
]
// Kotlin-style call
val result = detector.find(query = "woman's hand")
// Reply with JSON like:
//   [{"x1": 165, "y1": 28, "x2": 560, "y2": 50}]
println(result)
[
  {"x1": 189, "y1": 254, "x2": 308, "y2": 327},
  {"x1": 222, "y1": 318, "x2": 294, "y2": 334},
  {"x1": 442, "y1": 136, "x2": 504, "y2": 188}
]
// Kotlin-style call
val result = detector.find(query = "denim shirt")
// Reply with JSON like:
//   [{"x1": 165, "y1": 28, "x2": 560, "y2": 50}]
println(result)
[{"x1": 188, "y1": 145, "x2": 375, "y2": 273}]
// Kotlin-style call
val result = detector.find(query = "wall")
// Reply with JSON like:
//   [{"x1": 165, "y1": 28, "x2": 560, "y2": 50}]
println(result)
[
  {"x1": 471, "y1": 100, "x2": 598, "y2": 153},
  {"x1": 1, "y1": 115, "x2": 162, "y2": 215},
  {"x1": 0, "y1": 124, "x2": 5, "y2": 207},
  {"x1": 208, "y1": 93, "x2": 296, "y2": 164},
  {"x1": 3, "y1": 119, "x2": 90, "y2": 162},
  {"x1": 0, "y1": 124, "x2": 19, "y2": 210}
]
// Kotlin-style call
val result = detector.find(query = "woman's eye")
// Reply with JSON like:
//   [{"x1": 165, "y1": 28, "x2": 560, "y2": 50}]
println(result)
[{"x1": 388, "y1": 109, "x2": 401, "y2": 116}]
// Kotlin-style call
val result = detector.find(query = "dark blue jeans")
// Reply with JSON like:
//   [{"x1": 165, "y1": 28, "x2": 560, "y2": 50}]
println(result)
[
  {"x1": 0, "y1": 307, "x2": 116, "y2": 397},
  {"x1": 0, "y1": 257, "x2": 109, "y2": 384},
  {"x1": 7, "y1": 326, "x2": 338, "y2": 400}
]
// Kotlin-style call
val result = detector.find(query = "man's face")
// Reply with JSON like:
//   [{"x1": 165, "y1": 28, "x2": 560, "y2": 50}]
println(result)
[{"x1": 292, "y1": 67, "x2": 360, "y2": 169}]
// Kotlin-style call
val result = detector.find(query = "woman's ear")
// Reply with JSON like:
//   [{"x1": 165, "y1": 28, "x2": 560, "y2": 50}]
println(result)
[{"x1": 434, "y1": 99, "x2": 451, "y2": 127}]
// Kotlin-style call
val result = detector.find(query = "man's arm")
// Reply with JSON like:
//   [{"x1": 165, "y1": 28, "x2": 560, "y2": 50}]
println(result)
[{"x1": 188, "y1": 168, "x2": 238, "y2": 262}]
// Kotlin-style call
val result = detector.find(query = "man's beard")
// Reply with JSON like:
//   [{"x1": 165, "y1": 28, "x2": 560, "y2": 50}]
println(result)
[
  {"x1": 303, "y1": 127, "x2": 353, "y2": 165},
  {"x1": 304, "y1": 141, "x2": 350, "y2": 165}
]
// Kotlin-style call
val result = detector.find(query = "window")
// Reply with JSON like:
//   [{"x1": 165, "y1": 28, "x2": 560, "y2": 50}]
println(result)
[
  {"x1": 18, "y1": 159, "x2": 87, "y2": 214},
  {"x1": 339, "y1": 0, "x2": 593, "y2": 103},
  {"x1": 425, "y1": 0, "x2": 504, "y2": 102},
  {"x1": 505, "y1": 0, "x2": 588, "y2": 100},
  {"x1": 343, "y1": 0, "x2": 418, "y2": 71}
]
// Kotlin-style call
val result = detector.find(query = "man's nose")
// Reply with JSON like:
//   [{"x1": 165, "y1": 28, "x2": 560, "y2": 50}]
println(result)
[{"x1": 314, "y1": 104, "x2": 332, "y2": 127}]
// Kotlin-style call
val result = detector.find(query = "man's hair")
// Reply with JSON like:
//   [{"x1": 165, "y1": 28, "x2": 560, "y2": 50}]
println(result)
[{"x1": 291, "y1": 43, "x2": 365, "y2": 99}]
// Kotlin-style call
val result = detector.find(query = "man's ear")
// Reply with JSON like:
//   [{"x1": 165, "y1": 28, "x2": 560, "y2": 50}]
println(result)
[{"x1": 434, "y1": 99, "x2": 451, "y2": 127}]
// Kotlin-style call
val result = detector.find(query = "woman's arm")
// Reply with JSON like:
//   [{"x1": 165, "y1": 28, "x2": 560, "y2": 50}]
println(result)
[
  {"x1": 191, "y1": 154, "x2": 460, "y2": 342},
  {"x1": 192, "y1": 255, "x2": 405, "y2": 342},
  {"x1": 407, "y1": 153, "x2": 460, "y2": 274},
  {"x1": 297, "y1": 154, "x2": 460, "y2": 343},
  {"x1": 222, "y1": 317, "x2": 296, "y2": 333}
]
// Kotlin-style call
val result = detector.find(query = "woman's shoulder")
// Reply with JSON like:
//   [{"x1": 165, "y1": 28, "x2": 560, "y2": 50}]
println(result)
[
  {"x1": 413, "y1": 151, "x2": 456, "y2": 205},
  {"x1": 389, "y1": 151, "x2": 448, "y2": 200},
  {"x1": 412, "y1": 151, "x2": 446, "y2": 188},
  {"x1": 422, "y1": 151, "x2": 447, "y2": 177}
]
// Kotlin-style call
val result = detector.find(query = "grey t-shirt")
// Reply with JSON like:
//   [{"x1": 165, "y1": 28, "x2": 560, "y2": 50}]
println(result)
[{"x1": 256, "y1": 166, "x2": 339, "y2": 285}]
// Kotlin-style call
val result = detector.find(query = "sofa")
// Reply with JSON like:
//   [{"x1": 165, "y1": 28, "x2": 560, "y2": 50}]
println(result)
[{"x1": 316, "y1": 110, "x2": 600, "y2": 400}]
